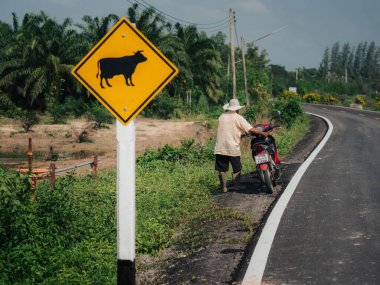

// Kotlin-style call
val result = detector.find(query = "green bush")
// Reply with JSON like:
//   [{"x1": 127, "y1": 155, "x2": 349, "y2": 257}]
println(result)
[
  {"x1": 321, "y1": 94, "x2": 339, "y2": 105},
  {"x1": 86, "y1": 102, "x2": 114, "y2": 128},
  {"x1": 0, "y1": 168, "x2": 33, "y2": 248},
  {"x1": 280, "y1": 90, "x2": 299, "y2": 101},
  {"x1": 355, "y1": 95, "x2": 366, "y2": 106},
  {"x1": 0, "y1": 95, "x2": 22, "y2": 118},
  {"x1": 0, "y1": 138, "x2": 218, "y2": 283},
  {"x1": 0, "y1": 170, "x2": 117, "y2": 284},
  {"x1": 46, "y1": 99, "x2": 70, "y2": 124},
  {"x1": 274, "y1": 99, "x2": 304, "y2": 128},
  {"x1": 19, "y1": 110, "x2": 39, "y2": 132},
  {"x1": 137, "y1": 138, "x2": 214, "y2": 166},
  {"x1": 303, "y1": 92, "x2": 321, "y2": 103},
  {"x1": 142, "y1": 94, "x2": 182, "y2": 119},
  {"x1": 244, "y1": 105, "x2": 259, "y2": 123},
  {"x1": 65, "y1": 96, "x2": 91, "y2": 118},
  {"x1": 375, "y1": 97, "x2": 380, "y2": 110}
]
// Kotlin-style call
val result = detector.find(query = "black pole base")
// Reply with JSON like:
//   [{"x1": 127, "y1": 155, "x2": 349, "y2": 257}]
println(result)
[{"x1": 117, "y1": 259, "x2": 136, "y2": 285}]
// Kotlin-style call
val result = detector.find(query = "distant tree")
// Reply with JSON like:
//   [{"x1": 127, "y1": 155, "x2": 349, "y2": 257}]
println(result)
[
  {"x1": 364, "y1": 41, "x2": 376, "y2": 78},
  {"x1": 340, "y1": 43, "x2": 351, "y2": 79},
  {"x1": 330, "y1": 42, "x2": 341, "y2": 75},
  {"x1": 320, "y1": 47, "x2": 329, "y2": 79}
]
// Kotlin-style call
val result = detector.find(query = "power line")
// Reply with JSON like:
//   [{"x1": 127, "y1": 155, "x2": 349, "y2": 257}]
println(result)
[
  {"x1": 136, "y1": 0, "x2": 229, "y2": 26},
  {"x1": 247, "y1": 25, "x2": 288, "y2": 45},
  {"x1": 126, "y1": 0, "x2": 229, "y2": 31}
]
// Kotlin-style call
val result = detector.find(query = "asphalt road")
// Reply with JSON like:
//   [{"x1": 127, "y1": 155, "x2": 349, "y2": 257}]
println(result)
[{"x1": 262, "y1": 105, "x2": 380, "y2": 285}]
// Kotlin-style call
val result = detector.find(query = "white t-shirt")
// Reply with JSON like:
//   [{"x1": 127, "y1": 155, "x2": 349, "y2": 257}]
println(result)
[{"x1": 214, "y1": 111, "x2": 252, "y2": 156}]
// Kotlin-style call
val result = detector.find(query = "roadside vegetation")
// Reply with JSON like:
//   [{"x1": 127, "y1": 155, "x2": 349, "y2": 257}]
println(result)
[{"x1": 1, "y1": 96, "x2": 307, "y2": 284}]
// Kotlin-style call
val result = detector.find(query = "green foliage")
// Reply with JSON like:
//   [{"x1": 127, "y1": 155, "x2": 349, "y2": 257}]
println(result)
[
  {"x1": 0, "y1": 170, "x2": 117, "y2": 284},
  {"x1": 0, "y1": 143, "x2": 218, "y2": 283},
  {"x1": 275, "y1": 115, "x2": 310, "y2": 157},
  {"x1": 322, "y1": 94, "x2": 339, "y2": 105},
  {"x1": 243, "y1": 100, "x2": 266, "y2": 123},
  {"x1": 86, "y1": 102, "x2": 114, "y2": 128},
  {"x1": 303, "y1": 92, "x2": 321, "y2": 104},
  {"x1": 142, "y1": 94, "x2": 183, "y2": 119},
  {"x1": 137, "y1": 138, "x2": 214, "y2": 166},
  {"x1": 46, "y1": 98, "x2": 70, "y2": 124},
  {"x1": 374, "y1": 97, "x2": 380, "y2": 110},
  {"x1": 19, "y1": 110, "x2": 39, "y2": 132},
  {"x1": 0, "y1": 168, "x2": 33, "y2": 248},
  {"x1": 274, "y1": 99, "x2": 304, "y2": 128},
  {"x1": 280, "y1": 90, "x2": 299, "y2": 101},
  {"x1": 355, "y1": 95, "x2": 366, "y2": 106}
]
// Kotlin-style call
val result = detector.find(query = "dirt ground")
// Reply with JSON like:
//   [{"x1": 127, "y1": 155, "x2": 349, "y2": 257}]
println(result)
[{"x1": 0, "y1": 117, "x2": 212, "y2": 173}]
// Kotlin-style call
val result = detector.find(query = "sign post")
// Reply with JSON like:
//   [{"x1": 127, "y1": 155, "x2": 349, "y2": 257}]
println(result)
[
  {"x1": 117, "y1": 119, "x2": 136, "y2": 284},
  {"x1": 71, "y1": 17, "x2": 178, "y2": 284}
]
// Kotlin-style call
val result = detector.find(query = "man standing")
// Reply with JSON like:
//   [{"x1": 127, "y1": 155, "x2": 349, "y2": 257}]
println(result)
[{"x1": 214, "y1": 99, "x2": 268, "y2": 192}]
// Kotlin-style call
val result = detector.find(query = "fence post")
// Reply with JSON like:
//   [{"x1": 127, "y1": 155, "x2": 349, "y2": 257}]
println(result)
[
  {"x1": 50, "y1": 163, "x2": 56, "y2": 189},
  {"x1": 93, "y1": 154, "x2": 98, "y2": 179},
  {"x1": 28, "y1": 137, "x2": 33, "y2": 174}
]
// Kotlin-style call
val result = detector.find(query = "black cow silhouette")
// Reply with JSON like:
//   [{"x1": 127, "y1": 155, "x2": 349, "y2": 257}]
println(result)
[{"x1": 96, "y1": 51, "x2": 147, "y2": 88}]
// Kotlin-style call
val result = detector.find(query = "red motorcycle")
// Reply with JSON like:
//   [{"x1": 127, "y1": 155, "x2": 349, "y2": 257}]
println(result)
[{"x1": 250, "y1": 111, "x2": 283, "y2": 194}]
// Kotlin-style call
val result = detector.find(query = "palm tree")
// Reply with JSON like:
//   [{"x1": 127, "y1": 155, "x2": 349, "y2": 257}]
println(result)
[
  {"x1": 176, "y1": 25, "x2": 224, "y2": 103},
  {"x1": 76, "y1": 14, "x2": 119, "y2": 44},
  {"x1": 127, "y1": 4, "x2": 168, "y2": 45},
  {"x1": 0, "y1": 12, "x2": 86, "y2": 110}
]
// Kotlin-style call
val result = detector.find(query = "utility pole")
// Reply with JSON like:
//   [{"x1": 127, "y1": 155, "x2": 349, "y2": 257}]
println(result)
[
  {"x1": 241, "y1": 37, "x2": 249, "y2": 106},
  {"x1": 229, "y1": 8, "x2": 236, "y2": 99}
]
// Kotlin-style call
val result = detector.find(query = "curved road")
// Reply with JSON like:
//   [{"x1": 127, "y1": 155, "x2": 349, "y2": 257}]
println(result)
[{"x1": 261, "y1": 105, "x2": 380, "y2": 284}]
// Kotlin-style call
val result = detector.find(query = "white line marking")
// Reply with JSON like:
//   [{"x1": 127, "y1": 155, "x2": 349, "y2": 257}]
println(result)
[{"x1": 242, "y1": 112, "x2": 333, "y2": 285}]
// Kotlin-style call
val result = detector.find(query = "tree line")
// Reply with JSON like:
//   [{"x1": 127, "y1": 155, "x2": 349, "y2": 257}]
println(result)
[
  {"x1": 268, "y1": 41, "x2": 380, "y2": 103},
  {"x1": 320, "y1": 41, "x2": 380, "y2": 83},
  {"x1": 0, "y1": 4, "x2": 270, "y2": 120}
]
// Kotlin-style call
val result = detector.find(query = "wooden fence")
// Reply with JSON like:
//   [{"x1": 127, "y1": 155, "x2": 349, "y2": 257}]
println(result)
[{"x1": 15, "y1": 138, "x2": 98, "y2": 198}]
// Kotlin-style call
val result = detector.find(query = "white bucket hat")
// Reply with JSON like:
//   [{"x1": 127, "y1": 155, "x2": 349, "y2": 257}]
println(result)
[{"x1": 223, "y1": 98, "x2": 245, "y2": 111}]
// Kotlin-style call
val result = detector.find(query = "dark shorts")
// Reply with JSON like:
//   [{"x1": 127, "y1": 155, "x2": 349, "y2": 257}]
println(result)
[{"x1": 215, "y1": 154, "x2": 242, "y2": 173}]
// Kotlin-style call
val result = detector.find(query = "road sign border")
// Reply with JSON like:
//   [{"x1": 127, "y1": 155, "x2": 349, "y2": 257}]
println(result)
[{"x1": 72, "y1": 17, "x2": 178, "y2": 125}]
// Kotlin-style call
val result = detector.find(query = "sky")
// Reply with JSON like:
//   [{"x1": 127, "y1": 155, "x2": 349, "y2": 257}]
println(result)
[{"x1": 1, "y1": 0, "x2": 379, "y2": 70}]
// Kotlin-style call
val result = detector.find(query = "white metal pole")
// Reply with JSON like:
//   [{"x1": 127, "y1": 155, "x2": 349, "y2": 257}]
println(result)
[{"x1": 117, "y1": 119, "x2": 136, "y2": 285}]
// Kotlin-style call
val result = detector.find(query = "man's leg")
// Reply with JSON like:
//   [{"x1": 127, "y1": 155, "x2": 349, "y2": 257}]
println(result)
[
  {"x1": 219, "y1": 171, "x2": 228, "y2": 193},
  {"x1": 232, "y1": 171, "x2": 241, "y2": 191},
  {"x1": 215, "y1": 154, "x2": 229, "y2": 193},
  {"x1": 231, "y1": 156, "x2": 242, "y2": 191}
]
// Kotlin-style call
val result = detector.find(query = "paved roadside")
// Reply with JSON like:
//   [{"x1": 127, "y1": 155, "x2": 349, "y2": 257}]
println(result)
[{"x1": 261, "y1": 105, "x2": 380, "y2": 284}]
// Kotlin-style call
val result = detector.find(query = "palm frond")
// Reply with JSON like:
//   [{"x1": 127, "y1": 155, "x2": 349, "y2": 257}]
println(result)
[
  {"x1": 0, "y1": 58, "x2": 24, "y2": 74},
  {"x1": 0, "y1": 68, "x2": 32, "y2": 87},
  {"x1": 29, "y1": 72, "x2": 47, "y2": 103}
]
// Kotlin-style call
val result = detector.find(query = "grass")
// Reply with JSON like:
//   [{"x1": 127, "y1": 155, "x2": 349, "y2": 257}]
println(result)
[{"x1": 1, "y1": 112, "x2": 311, "y2": 284}]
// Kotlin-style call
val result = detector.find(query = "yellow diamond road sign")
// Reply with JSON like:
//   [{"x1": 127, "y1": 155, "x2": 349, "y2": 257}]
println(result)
[{"x1": 72, "y1": 17, "x2": 178, "y2": 125}]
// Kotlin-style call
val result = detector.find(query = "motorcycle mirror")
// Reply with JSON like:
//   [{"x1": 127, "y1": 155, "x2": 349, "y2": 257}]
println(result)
[{"x1": 272, "y1": 110, "x2": 281, "y2": 118}]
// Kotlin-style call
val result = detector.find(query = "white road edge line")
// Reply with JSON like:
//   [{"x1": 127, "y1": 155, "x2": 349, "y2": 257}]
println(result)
[{"x1": 242, "y1": 112, "x2": 334, "y2": 285}]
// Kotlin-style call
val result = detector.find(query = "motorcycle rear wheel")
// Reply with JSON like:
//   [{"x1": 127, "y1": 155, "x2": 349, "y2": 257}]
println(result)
[{"x1": 264, "y1": 169, "x2": 273, "y2": 194}]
